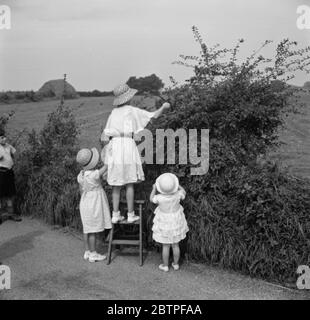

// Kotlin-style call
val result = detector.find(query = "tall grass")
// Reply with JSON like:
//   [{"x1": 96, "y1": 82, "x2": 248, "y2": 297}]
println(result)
[{"x1": 14, "y1": 104, "x2": 82, "y2": 230}]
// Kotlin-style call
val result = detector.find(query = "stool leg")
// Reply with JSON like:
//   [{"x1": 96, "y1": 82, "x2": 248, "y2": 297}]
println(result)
[
  {"x1": 107, "y1": 225, "x2": 114, "y2": 265},
  {"x1": 139, "y1": 204, "x2": 143, "y2": 266}
]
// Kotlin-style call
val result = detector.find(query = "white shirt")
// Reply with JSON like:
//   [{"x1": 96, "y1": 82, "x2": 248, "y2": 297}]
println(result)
[
  {"x1": 0, "y1": 143, "x2": 16, "y2": 169},
  {"x1": 102, "y1": 105, "x2": 155, "y2": 139},
  {"x1": 152, "y1": 190, "x2": 186, "y2": 214}
]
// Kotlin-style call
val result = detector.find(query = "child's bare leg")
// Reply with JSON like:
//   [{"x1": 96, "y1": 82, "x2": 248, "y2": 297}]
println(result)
[
  {"x1": 162, "y1": 244, "x2": 170, "y2": 267},
  {"x1": 87, "y1": 233, "x2": 106, "y2": 262},
  {"x1": 112, "y1": 186, "x2": 121, "y2": 212},
  {"x1": 7, "y1": 198, "x2": 13, "y2": 208},
  {"x1": 126, "y1": 183, "x2": 134, "y2": 213},
  {"x1": 7, "y1": 197, "x2": 21, "y2": 221},
  {"x1": 172, "y1": 243, "x2": 180, "y2": 265},
  {"x1": 83, "y1": 233, "x2": 89, "y2": 252},
  {"x1": 88, "y1": 233, "x2": 96, "y2": 252}
]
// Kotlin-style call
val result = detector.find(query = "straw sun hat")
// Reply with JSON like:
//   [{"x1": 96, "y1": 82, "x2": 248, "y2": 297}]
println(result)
[
  {"x1": 76, "y1": 148, "x2": 99, "y2": 170},
  {"x1": 113, "y1": 83, "x2": 138, "y2": 107},
  {"x1": 155, "y1": 173, "x2": 179, "y2": 195}
]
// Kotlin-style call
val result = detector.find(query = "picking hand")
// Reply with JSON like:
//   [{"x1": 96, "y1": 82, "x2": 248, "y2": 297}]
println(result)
[{"x1": 162, "y1": 102, "x2": 170, "y2": 110}]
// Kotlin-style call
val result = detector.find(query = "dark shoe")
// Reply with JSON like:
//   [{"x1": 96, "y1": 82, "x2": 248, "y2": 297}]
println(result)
[{"x1": 8, "y1": 214, "x2": 22, "y2": 222}]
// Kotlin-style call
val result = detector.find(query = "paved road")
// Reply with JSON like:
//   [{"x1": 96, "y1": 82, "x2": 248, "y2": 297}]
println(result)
[{"x1": 0, "y1": 217, "x2": 309, "y2": 300}]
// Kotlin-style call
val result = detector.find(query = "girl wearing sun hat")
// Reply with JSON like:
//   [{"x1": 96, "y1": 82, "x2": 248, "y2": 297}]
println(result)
[
  {"x1": 76, "y1": 147, "x2": 112, "y2": 262},
  {"x1": 150, "y1": 173, "x2": 189, "y2": 272},
  {"x1": 101, "y1": 83, "x2": 170, "y2": 224}
]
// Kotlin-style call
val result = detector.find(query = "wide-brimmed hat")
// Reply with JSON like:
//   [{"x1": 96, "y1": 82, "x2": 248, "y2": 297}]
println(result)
[
  {"x1": 155, "y1": 173, "x2": 179, "y2": 195},
  {"x1": 76, "y1": 148, "x2": 99, "y2": 170},
  {"x1": 113, "y1": 83, "x2": 138, "y2": 107}
]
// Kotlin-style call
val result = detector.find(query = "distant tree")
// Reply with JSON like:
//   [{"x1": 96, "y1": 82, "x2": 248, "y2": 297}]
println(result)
[
  {"x1": 92, "y1": 89, "x2": 102, "y2": 97},
  {"x1": 127, "y1": 74, "x2": 164, "y2": 94},
  {"x1": 303, "y1": 81, "x2": 310, "y2": 90},
  {"x1": 0, "y1": 92, "x2": 10, "y2": 103},
  {"x1": 270, "y1": 80, "x2": 286, "y2": 92},
  {"x1": 78, "y1": 90, "x2": 113, "y2": 97}
]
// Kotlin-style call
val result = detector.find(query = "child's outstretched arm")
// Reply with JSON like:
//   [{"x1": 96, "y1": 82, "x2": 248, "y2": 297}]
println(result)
[
  {"x1": 98, "y1": 164, "x2": 108, "y2": 178},
  {"x1": 10, "y1": 145, "x2": 16, "y2": 159},
  {"x1": 153, "y1": 102, "x2": 171, "y2": 119},
  {"x1": 178, "y1": 185, "x2": 186, "y2": 199},
  {"x1": 150, "y1": 184, "x2": 157, "y2": 202},
  {"x1": 79, "y1": 184, "x2": 83, "y2": 196}
]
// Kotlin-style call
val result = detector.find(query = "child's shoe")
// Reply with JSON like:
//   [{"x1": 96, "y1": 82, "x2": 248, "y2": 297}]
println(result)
[
  {"x1": 7, "y1": 206, "x2": 22, "y2": 222},
  {"x1": 159, "y1": 264, "x2": 169, "y2": 272},
  {"x1": 83, "y1": 250, "x2": 91, "y2": 260},
  {"x1": 88, "y1": 252, "x2": 106, "y2": 262},
  {"x1": 112, "y1": 211, "x2": 125, "y2": 224},
  {"x1": 172, "y1": 263, "x2": 180, "y2": 271},
  {"x1": 127, "y1": 211, "x2": 140, "y2": 223}
]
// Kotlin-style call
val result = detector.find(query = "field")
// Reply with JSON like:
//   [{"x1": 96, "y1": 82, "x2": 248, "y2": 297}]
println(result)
[
  {"x1": 1, "y1": 96, "x2": 114, "y2": 149},
  {"x1": 269, "y1": 91, "x2": 310, "y2": 179},
  {"x1": 1, "y1": 92, "x2": 310, "y2": 179}
]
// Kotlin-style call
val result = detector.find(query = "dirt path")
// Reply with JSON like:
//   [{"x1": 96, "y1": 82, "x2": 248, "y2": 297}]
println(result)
[{"x1": 0, "y1": 217, "x2": 309, "y2": 300}]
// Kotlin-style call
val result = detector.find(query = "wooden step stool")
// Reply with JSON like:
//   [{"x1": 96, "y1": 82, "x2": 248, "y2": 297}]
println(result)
[{"x1": 107, "y1": 200, "x2": 145, "y2": 266}]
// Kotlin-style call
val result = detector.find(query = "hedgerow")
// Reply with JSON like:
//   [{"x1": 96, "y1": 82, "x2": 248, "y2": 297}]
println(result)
[
  {"x1": 137, "y1": 27, "x2": 310, "y2": 283},
  {"x1": 13, "y1": 105, "x2": 82, "y2": 228}
]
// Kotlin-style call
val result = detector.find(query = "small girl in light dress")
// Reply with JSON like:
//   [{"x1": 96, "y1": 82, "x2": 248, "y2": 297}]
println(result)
[
  {"x1": 150, "y1": 173, "x2": 189, "y2": 272},
  {"x1": 101, "y1": 83, "x2": 170, "y2": 224},
  {"x1": 76, "y1": 147, "x2": 112, "y2": 262}
]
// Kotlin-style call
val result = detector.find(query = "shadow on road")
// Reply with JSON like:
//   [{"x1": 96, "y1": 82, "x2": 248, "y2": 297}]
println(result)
[{"x1": 0, "y1": 230, "x2": 44, "y2": 260}]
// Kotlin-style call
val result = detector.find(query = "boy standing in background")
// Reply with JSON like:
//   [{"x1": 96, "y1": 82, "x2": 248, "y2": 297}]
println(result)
[{"x1": 0, "y1": 128, "x2": 21, "y2": 222}]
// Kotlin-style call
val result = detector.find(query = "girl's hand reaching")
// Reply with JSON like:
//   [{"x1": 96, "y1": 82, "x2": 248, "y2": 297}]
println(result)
[
  {"x1": 102, "y1": 170, "x2": 108, "y2": 179},
  {"x1": 162, "y1": 102, "x2": 171, "y2": 110},
  {"x1": 150, "y1": 183, "x2": 157, "y2": 202},
  {"x1": 153, "y1": 102, "x2": 171, "y2": 119},
  {"x1": 178, "y1": 185, "x2": 186, "y2": 199},
  {"x1": 98, "y1": 164, "x2": 108, "y2": 178}
]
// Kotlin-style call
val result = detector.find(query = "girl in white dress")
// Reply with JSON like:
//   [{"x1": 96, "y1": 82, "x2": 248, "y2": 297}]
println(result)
[
  {"x1": 76, "y1": 148, "x2": 112, "y2": 262},
  {"x1": 101, "y1": 83, "x2": 170, "y2": 223},
  {"x1": 150, "y1": 173, "x2": 189, "y2": 272}
]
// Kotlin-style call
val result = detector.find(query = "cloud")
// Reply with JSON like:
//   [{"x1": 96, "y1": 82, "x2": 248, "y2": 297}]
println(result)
[{"x1": 4, "y1": 0, "x2": 162, "y2": 22}]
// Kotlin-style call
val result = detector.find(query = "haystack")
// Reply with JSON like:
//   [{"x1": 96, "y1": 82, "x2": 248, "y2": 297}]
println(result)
[{"x1": 37, "y1": 79, "x2": 79, "y2": 99}]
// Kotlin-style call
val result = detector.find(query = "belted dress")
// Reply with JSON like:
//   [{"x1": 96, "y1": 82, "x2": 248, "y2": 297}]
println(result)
[
  {"x1": 77, "y1": 169, "x2": 112, "y2": 234},
  {"x1": 102, "y1": 105, "x2": 156, "y2": 186}
]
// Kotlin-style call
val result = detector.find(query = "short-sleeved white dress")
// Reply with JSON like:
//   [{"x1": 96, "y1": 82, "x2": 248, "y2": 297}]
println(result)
[
  {"x1": 102, "y1": 105, "x2": 156, "y2": 186},
  {"x1": 152, "y1": 190, "x2": 189, "y2": 244},
  {"x1": 78, "y1": 170, "x2": 112, "y2": 234}
]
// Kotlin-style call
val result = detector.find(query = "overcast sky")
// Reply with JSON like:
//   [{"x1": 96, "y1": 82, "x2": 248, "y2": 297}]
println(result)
[{"x1": 0, "y1": 0, "x2": 309, "y2": 91}]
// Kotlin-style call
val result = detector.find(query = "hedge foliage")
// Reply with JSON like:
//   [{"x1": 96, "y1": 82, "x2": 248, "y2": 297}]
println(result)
[{"x1": 137, "y1": 27, "x2": 310, "y2": 283}]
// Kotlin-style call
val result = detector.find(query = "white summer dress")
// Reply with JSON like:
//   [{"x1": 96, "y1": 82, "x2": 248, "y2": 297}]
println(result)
[
  {"x1": 102, "y1": 105, "x2": 155, "y2": 186},
  {"x1": 152, "y1": 189, "x2": 189, "y2": 244},
  {"x1": 78, "y1": 170, "x2": 112, "y2": 234}
]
